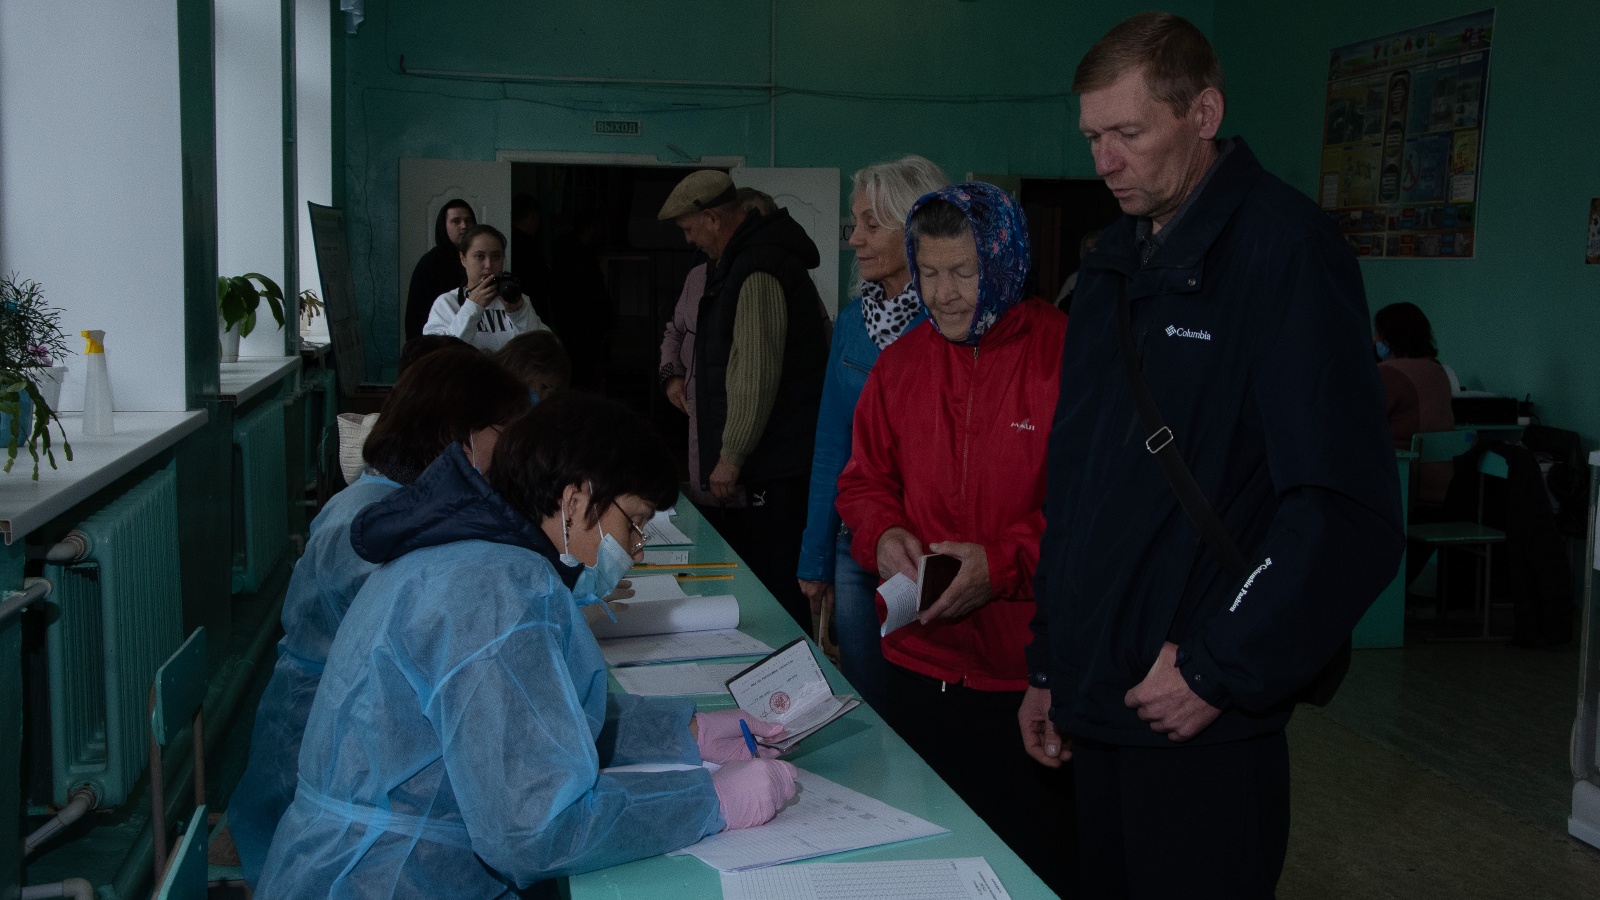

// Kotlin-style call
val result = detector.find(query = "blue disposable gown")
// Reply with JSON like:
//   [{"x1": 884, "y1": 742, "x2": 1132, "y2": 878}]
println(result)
[
  {"x1": 255, "y1": 449, "x2": 721, "y2": 898},
  {"x1": 229, "y1": 473, "x2": 401, "y2": 884}
]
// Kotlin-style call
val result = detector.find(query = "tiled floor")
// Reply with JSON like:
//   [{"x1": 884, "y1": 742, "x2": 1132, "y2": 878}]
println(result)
[{"x1": 1279, "y1": 642, "x2": 1600, "y2": 898}]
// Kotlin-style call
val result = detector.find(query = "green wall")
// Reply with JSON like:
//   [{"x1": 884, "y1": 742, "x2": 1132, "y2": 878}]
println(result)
[
  {"x1": 1216, "y1": 1, "x2": 1600, "y2": 444},
  {"x1": 341, "y1": 0, "x2": 1211, "y2": 376}
]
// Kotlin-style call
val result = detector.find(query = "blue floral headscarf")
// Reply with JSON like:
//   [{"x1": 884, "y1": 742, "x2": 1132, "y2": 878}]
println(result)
[{"x1": 904, "y1": 182, "x2": 1031, "y2": 346}]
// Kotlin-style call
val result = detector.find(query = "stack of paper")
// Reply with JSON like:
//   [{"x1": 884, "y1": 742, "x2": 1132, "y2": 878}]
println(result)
[
  {"x1": 600, "y1": 630, "x2": 775, "y2": 666},
  {"x1": 720, "y1": 858, "x2": 1012, "y2": 900},
  {"x1": 644, "y1": 510, "x2": 692, "y2": 546},
  {"x1": 610, "y1": 662, "x2": 752, "y2": 696},
  {"x1": 671, "y1": 771, "x2": 948, "y2": 871}
]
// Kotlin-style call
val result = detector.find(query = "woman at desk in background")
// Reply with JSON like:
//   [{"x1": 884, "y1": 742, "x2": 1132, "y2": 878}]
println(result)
[
  {"x1": 255, "y1": 395, "x2": 795, "y2": 899},
  {"x1": 229, "y1": 347, "x2": 530, "y2": 886},
  {"x1": 1375, "y1": 301, "x2": 1455, "y2": 504},
  {"x1": 405, "y1": 198, "x2": 475, "y2": 340},
  {"x1": 835, "y1": 182, "x2": 1071, "y2": 894},
  {"x1": 424, "y1": 224, "x2": 547, "y2": 352},
  {"x1": 796, "y1": 155, "x2": 948, "y2": 711}
]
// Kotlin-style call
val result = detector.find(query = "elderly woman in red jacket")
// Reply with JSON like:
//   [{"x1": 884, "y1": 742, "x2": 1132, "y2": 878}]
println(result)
[{"x1": 835, "y1": 182, "x2": 1070, "y2": 893}]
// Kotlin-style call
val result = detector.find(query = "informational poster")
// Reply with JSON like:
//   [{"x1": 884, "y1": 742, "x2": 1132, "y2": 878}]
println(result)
[{"x1": 1320, "y1": 10, "x2": 1494, "y2": 259}]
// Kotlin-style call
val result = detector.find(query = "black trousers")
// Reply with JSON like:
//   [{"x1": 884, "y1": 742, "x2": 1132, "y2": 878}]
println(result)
[
  {"x1": 881, "y1": 664, "x2": 1075, "y2": 897},
  {"x1": 1071, "y1": 730, "x2": 1290, "y2": 900},
  {"x1": 696, "y1": 474, "x2": 811, "y2": 631}
]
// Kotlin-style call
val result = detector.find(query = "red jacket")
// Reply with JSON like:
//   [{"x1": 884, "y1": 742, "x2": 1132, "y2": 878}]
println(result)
[{"x1": 837, "y1": 298, "x2": 1066, "y2": 691}]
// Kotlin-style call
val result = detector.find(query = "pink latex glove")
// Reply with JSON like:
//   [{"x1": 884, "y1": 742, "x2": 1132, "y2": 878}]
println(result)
[
  {"x1": 711, "y1": 759, "x2": 799, "y2": 830},
  {"x1": 694, "y1": 709, "x2": 785, "y2": 762}
]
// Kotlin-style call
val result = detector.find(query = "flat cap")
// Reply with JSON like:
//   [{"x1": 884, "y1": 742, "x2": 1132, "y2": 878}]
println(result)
[{"x1": 657, "y1": 170, "x2": 737, "y2": 220}]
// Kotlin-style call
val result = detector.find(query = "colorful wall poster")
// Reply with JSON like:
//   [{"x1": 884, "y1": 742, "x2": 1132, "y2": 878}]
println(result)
[
  {"x1": 1587, "y1": 199, "x2": 1600, "y2": 266},
  {"x1": 1320, "y1": 10, "x2": 1494, "y2": 259}
]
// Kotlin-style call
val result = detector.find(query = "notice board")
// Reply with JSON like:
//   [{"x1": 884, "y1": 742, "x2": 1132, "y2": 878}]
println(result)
[{"x1": 1319, "y1": 10, "x2": 1494, "y2": 259}]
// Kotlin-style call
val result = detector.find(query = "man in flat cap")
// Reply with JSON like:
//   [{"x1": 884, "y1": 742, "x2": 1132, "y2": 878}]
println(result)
[{"x1": 659, "y1": 170, "x2": 830, "y2": 630}]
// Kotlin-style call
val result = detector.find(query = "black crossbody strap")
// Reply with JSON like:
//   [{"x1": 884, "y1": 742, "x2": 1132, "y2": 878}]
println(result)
[{"x1": 1115, "y1": 281, "x2": 1250, "y2": 579}]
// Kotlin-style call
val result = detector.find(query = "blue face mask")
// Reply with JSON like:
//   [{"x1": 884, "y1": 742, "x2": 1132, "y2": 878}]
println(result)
[
  {"x1": 570, "y1": 532, "x2": 633, "y2": 605},
  {"x1": 1375, "y1": 340, "x2": 1393, "y2": 361}
]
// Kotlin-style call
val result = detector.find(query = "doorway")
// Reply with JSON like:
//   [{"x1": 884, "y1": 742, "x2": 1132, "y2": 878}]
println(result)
[{"x1": 1020, "y1": 178, "x2": 1121, "y2": 307}]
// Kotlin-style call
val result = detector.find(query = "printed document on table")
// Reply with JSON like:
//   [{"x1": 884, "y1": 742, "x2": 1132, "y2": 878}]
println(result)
[
  {"x1": 645, "y1": 511, "x2": 693, "y2": 546},
  {"x1": 727, "y1": 639, "x2": 859, "y2": 752},
  {"x1": 621, "y1": 573, "x2": 688, "y2": 601},
  {"x1": 720, "y1": 858, "x2": 1011, "y2": 900},
  {"x1": 640, "y1": 549, "x2": 690, "y2": 565},
  {"x1": 589, "y1": 594, "x2": 740, "y2": 640},
  {"x1": 611, "y1": 662, "x2": 751, "y2": 696},
  {"x1": 671, "y1": 770, "x2": 948, "y2": 871},
  {"x1": 600, "y1": 629, "x2": 774, "y2": 666}
]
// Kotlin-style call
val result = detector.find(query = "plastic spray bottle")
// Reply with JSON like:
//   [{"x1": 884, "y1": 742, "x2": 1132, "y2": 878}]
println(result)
[{"x1": 80, "y1": 330, "x2": 114, "y2": 435}]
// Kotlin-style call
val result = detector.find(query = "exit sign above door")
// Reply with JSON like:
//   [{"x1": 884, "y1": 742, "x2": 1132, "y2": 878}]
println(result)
[{"x1": 593, "y1": 120, "x2": 642, "y2": 136}]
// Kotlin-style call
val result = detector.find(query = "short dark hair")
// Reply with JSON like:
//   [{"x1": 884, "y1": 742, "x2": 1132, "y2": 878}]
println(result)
[
  {"x1": 457, "y1": 223, "x2": 507, "y2": 255},
  {"x1": 493, "y1": 331, "x2": 572, "y2": 394},
  {"x1": 1074, "y1": 12, "x2": 1226, "y2": 119},
  {"x1": 364, "y1": 348, "x2": 528, "y2": 483},
  {"x1": 398, "y1": 334, "x2": 471, "y2": 374},
  {"x1": 487, "y1": 392, "x2": 678, "y2": 527},
  {"x1": 906, "y1": 198, "x2": 972, "y2": 245},
  {"x1": 1374, "y1": 302, "x2": 1438, "y2": 360}
]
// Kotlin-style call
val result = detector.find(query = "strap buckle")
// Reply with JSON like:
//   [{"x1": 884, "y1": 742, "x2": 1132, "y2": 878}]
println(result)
[{"x1": 1145, "y1": 426, "x2": 1174, "y2": 454}]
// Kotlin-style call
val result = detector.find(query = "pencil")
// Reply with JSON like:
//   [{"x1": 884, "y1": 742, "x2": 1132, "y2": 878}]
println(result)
[
  {"x1": 676, "y1": 574, "x2": 735, "y2": 582},
  {"x1": 634, "y1": 562, "x2": 739, "y2": 569}
]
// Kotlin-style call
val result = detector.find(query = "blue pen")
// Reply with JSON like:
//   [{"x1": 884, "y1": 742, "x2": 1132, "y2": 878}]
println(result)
[{"x1": 738, "y1": 718, "x2": 759, "y2": 758}]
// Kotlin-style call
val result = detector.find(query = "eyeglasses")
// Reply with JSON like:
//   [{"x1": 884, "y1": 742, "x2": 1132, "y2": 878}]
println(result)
[{"x1": 612, "y1": 500, "x2": 648, "y2": 554}]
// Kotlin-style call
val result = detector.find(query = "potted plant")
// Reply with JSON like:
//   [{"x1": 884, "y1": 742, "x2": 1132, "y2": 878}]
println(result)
[
  {"x1": 298, "y1": 288, "x2": 323, "y2": 331},
  {"x1": 0, "y1": 273, "x2": 72, "y2": 477},
  {"x1": 218, "y1": 272, "x2": 286, "y2": 362}
]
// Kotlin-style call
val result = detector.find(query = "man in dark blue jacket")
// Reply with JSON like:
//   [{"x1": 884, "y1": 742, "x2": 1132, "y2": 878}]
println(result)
[{"x1": 1019, "y1": 13, "x2": 1404, "y2": 898}]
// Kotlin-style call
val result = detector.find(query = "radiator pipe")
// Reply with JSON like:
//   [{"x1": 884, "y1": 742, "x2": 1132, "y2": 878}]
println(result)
[
  {"x1": 44, "y1": 531, "x2": 91, "y2": 564},
  {"x1": 19, "y1": 878, "x2": 95, "y2": 900},
  {"x1": 0, "y1": 577, "x2": 53, "y2": 623},
  {"x1": 107, "y1": 591, "x2": 285, "y2": 900},
  {"x1": 23, "y1": 785, "x2": 97, "y2": 855}
]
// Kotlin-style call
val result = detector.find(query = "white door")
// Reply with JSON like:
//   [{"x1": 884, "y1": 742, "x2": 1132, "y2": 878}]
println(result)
[
  {"x1": 730, "y1": 166, "x2": 841, "y2": 319},
  {"x1": 396, "y1": 158, "x2": 512, "y2": 337}
]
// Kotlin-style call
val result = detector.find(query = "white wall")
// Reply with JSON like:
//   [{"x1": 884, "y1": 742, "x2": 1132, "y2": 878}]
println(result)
[
  {"x1": 0, "y1": 0, "x2": 189, "y2": 412},
  {"x1": 216, "y1": 0, "x2": 289, "y2": 357},
  {"x1": 297, "y1": 0, "x2": 332, "y2": 342}
]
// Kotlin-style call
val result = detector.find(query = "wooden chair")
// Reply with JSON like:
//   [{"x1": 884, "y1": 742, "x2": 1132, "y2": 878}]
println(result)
[{"x1": 1407, "y1": 431, "x2": 1509, "y2": 639}]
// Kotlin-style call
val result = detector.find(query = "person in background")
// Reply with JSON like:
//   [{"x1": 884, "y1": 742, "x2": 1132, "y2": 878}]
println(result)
[
  {"x1": 495, "y1": 330, "x2": 572, "y2": 404},
  {"x1": 795, "y1": 155, "x2": 948, "y2": 710},
  {"x1": 255, "y1": 395, "x2": 796, "y2": 898},
  {"x1": 659, "y1": 187, "x2": 779, "y2": 507},
  {"x1": 1053, "y1": 229, "x2": 1100, "y2": 312},
  {"x1": 1374, "y1": 301, "x2": 1455, "y2": 504},
  {"x1": 1022, "y1": 15, "x2": 1403, "y2": 898},
  {"x1": 229, "y1": 348, "x2": 529, "y2": 886},
  {"x1": 835, "y1": 182, "x2": 1072, "y2": 893},
  {"x1": 658, "y1": 170, "x2": 830, "y2": 630},
  {"x1": 425, "y1": 224, "x2": 547, "y2": 352},
  {"x1": 406, "y1": 199, "x2": 475, "y2": 340}
]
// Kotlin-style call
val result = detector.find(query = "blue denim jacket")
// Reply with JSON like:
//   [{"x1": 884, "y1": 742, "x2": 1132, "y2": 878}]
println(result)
[{"x1": 797, "y1": 297, "x2": 925, "y2": 582}]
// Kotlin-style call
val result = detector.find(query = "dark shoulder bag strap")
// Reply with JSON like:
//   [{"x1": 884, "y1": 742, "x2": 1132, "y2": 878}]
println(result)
[{"x1": 1114, "y1": 280, "x2": 1348, "y2": 706}]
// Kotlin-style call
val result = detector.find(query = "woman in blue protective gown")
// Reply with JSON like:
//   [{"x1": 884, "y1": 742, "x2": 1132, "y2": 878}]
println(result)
[
  {"x1": 255, "y1": 393, "x2": 796, "y2": 899},
  {"x1": 229, "y1": 347, "x2": 530, "y2": 885}
]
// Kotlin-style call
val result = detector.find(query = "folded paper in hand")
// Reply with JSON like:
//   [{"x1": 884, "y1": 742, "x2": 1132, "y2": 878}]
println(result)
[{"x1": 875, "y1": 553, "x2": 961, "y2": 636}]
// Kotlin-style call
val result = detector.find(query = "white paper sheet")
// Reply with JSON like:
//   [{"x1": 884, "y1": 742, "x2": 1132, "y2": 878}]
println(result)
[
  {"x1": 621, "y1": 573, "x2": 688, "y2": 601},
  {"x1": 645, "y1": 512, "x2": 693, "y2": 546},
  {"x1": 600, "y1": 629, "x2": 774, "y2": 666},
  {"x1": 671, "y1": 770, "x2": 948, "y2": 871},
  {"x1": 876, "y1": 573, "x2": 918, "y2": 636},
  {"x1": 720, "y1": 858, "x2": 1011, "y2": 900},
  {"x1": 610, "y1": 662, "x2": 751, "y2": 696},
  {"x1": 589, "y1": 595, "x2": 740, "y2": 640},
  {"x1": 641, "y1": 549, "x2": 690, "y2": 565}
]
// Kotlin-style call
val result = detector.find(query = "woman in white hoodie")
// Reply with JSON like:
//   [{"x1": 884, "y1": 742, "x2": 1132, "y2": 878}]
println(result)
[{"x1": 424, "y1": 223, "x2": 546, "y2": 351}]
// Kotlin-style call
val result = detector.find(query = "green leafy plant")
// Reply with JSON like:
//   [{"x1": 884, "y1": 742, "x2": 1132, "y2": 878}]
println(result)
[
  {"x1": 218, "y1": 272, "x2": 286, "y2": 338},
  {"x1": 298, "y1": 288, "x2": 324, "y2": 328},
  {"x1": 0, "y1": 273, "x2": 72, "y2": 477}
]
